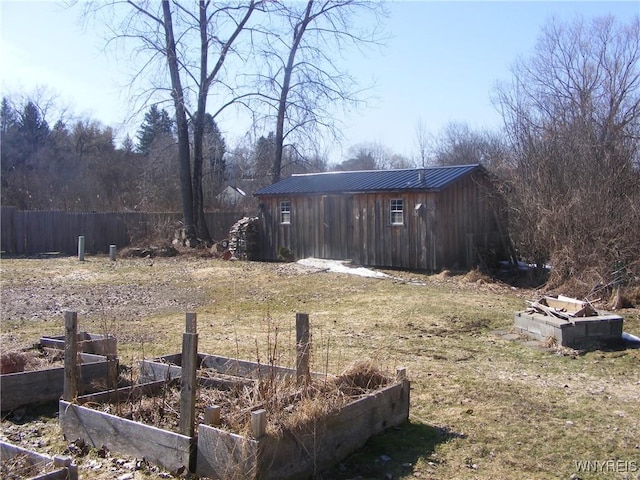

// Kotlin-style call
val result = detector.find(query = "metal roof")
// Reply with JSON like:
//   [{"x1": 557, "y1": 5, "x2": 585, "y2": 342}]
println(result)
[{"x1": 254, "y1": 164, "x2": 483, "y2": 196}]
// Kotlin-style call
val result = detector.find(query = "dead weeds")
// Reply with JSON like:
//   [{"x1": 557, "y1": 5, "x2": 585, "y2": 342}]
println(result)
[
  {"x1": 86, "y1": 358, "x2": 392, "y2": 441},
  {"x1": 0, "y1": 452, "x2": 54, "y2": 480}
]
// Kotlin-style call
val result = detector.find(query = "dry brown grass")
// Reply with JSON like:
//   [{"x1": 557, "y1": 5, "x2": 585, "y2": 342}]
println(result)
[
  {"x1": 84, "y1": 358, "x2": 392, "y2": 443},
  {"x1": 1, "y1": 255, "x2": 639, "y2": 480},
  {"x1": 0, "y1": 453, "x2": 46, "y2": 480},
  {"x1": 0, "y1": 349, "x2": 66, "y2": 374}
]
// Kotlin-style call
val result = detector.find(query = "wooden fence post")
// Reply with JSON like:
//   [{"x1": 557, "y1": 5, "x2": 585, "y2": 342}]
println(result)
[
  {"x1": 63, "y1": 311, "x2": 78, "y2": 401},
  {"x1": 107, "y1": 354, "x2": 118, "y2": 391},
  {"x1": 296, "y1": 313, "x2": 310, "y2": 387},
  {"x1": 180, "y1": 332, "x2": 198, "y2": 437},
  {"x1": 180, "y1": 326, "x2": 198, "y2": 476},
  {"x1": 185, "y1": 312, "x2": 197, "y2": 334}
]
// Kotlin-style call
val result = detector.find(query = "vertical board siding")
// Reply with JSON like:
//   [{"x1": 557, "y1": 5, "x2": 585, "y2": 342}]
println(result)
[
  {"x1": 0, "y1": 207, "x2": 245, "y2": 255},
  {"x1": 256, "y1": 170, "x2": 505, "y2": 271}
]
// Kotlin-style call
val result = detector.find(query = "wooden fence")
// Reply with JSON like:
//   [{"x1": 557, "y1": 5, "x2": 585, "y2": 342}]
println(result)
[{"x1": 0, "y1": 207, "x2": 247, "y2": 255}]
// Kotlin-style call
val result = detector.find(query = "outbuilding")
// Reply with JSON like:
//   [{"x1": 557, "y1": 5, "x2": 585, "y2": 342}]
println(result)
[{"x1": 254, "y1": 164, "x2": 509, "y2": 271}]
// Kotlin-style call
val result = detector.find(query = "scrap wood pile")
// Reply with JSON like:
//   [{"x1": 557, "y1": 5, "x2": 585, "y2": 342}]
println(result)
[
  {"x1": 525, "y1": 295, "x2": 598, "y2": 321},
  {"x1": 228, "y1": 216, "x2": 259, "y2": 260}
]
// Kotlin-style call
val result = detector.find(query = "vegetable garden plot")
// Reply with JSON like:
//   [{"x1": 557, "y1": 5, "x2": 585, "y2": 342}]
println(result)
[
  {"x1": 1, "y1": 351, "x2": 115, "y2": 412},
  {"x1": 196, "y1": 367, "x2": 410, "y2": 480},
  {"x1": 1, "y1": 317, "x2": 118, "y2": 412},
  {"x1": 59, "y1": 313, "x2": 410, "y2": 479}
]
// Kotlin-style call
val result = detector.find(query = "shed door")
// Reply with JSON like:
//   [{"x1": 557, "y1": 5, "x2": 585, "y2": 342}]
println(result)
[{"x1": 322, "y1": 195, "x2": 353, "y2": 260}]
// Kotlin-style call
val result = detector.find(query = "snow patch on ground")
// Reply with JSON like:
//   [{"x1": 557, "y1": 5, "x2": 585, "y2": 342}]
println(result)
[{"x1": 296, "y1": 258, "x2": 391, "y2": 279}]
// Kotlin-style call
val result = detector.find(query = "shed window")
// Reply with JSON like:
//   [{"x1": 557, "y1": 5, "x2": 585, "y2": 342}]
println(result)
[
  {"x1": 390, "y1": 199, "x2": 404, "y2": 225},
  {"x1": 280, "y1": 200, "x2": 291, "y2": 224}
]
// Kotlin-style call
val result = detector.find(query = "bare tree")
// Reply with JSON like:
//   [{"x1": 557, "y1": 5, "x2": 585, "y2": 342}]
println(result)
[
  {"x1": 88, "y1": 0, "x2": 263, "y2": 244},
  {"x1": 431, "y1": 121, "x2": 508, "y2": 171},
  {"x1": 136, "y1": 135, "x2": 181, "y2": 211},
  {"x1": 414, "y1": 117, "x2": 430, "y2": 167},
  {"x1": 334, "y1": 141, "x2": 408, "y2": 170},
  {"x1": 248, "y1": 0, "x2": 386, "y2": 183},
  {"x1": 495, "y1": 15, "x2": 640, "y2": 292}
]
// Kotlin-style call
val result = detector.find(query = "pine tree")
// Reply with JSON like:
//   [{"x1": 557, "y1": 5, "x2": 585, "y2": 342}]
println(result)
[
  {"x1": 203, "y1": 114, "x2": 226, "y2": 186},
  {"x1": 136, "y1": 105, "x2": 174, "y2": 155}
]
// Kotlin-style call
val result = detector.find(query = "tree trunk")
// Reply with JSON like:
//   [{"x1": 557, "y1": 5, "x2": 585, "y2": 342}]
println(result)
[
  {"x1": 162, "y1": 0, "x2": 196, "y2": 243},
  {"x1": 191, "y1": 0, "x2": 212, "y2": 243},
  {"x1": 272, "y1": 1, "x2": 313, "y2": 184}
]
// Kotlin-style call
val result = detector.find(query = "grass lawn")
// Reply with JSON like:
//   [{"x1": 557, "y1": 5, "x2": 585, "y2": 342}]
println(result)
[{"x1": 1, "y1": 255, "x2": 639, "y2": 479}]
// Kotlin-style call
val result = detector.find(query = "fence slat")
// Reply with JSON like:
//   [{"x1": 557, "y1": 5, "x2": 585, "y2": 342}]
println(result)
[
  {"x1": 0, "y1": 206, "x2": 17, "y2": 253},
  {"x1": 0, "y1": 209, "x2": 246, "y2": 255}
]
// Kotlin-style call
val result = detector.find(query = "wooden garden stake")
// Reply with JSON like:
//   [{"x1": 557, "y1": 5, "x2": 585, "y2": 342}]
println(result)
[
  {"x1": 204, "y1": 406, "x2": 221, "y2": 426},
  {"x1": 251, "y1": 409, "x2": 267, "y2": 438},
  {"x1": 63, "y1": 311, "x2": 78, "y2": 401},
  {"x1": 107, "y1": 354, "x2": 118, "y2": 391},
  {"x1": 296, "y1": 313, "x2": 311, "y2": 387}
]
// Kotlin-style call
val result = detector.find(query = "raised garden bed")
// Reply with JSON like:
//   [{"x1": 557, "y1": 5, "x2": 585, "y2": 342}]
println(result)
[
  {"x1": 1, "y1": 315, "x2": 118, "y2": 412},
  {"x1": 38, "y1": 332, "x2": 116, "y2": 357},
  {"x1": 196, "y1": 368, "x2": 409, "y2": 479},
  {"x1": 0, "y1": 440, "x2": 78, "y2": 480},
  {"x1": 59, "y1": 386, "x2": 192, "y2": 475},
  {"x1": 58, "y1": 313, "x2": 411, "y2": 479},
  {"x1": 1, "y1": 352, "x2": 115, "y2": 412}
]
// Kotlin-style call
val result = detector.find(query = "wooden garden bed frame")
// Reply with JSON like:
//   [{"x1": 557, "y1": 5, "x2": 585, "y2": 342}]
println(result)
[
  {"x1": 58, "y1": 312, "x2": 411, "y2": 479},
  {"x1": 196, "y1": 372, "x2": 409, "y2": 479},
  {"x1": 0, "y1": 440, "x2": 78, "y2": 480},
  {"x1": 1, "y1": 352, "x2": 114, "y2": 412},
  {"x1": 1, "y1": 315, "x2": 117, "y2": 412},
  {"x1": 39, "y1": 331, "x2": 117, "y2": 356}
]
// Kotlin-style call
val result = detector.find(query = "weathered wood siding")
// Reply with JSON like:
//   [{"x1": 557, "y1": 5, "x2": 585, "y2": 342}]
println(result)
[
  {"x1": 0, "y1": 207, "x2": 245, "y2": 255},
  {"x1": 257, "y1": 170, "x2": 504, "y2": 271},
  {"x1": 434, "y1": 171, "x2": 501, "y2": 269}
]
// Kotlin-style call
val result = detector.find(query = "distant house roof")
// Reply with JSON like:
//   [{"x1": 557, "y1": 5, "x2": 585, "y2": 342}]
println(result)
[
  {"x1": 254, "y1": 164, "x2": 483, "y2": 196},
  {"x1": 217, "y1": 185, "x2": 247, "y2": 204}
]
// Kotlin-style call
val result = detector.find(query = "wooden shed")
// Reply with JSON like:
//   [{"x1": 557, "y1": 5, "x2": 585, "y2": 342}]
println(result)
[{"x1": 254, "y1": 164, "x2": 508, "y2": 271}]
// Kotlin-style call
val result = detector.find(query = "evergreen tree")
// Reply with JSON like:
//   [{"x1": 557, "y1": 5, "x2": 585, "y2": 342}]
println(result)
[
  {"x1": 121, "y1": 134, "x2": 136, "y2": 155},
  {"x1": 136, "y1": 105, "x2": 174, "y2": 155},
  {"x1": 1, "y1": 97, "x2": 19, "y2": 173},
  {"x1": 253, "y1": 133, "x2": 276, "y2": 187},
  {"x1": 203, "y1": 114, "x2": 226, "y2": 187},
  {"x1": 16, "y1": 101, "x2": 50, "y2": 168}
]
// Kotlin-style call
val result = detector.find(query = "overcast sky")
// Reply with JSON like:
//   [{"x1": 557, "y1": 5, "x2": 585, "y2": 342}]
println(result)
[{"x1": 1, "y1": 1, "x2": 638, "y2": 164}]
